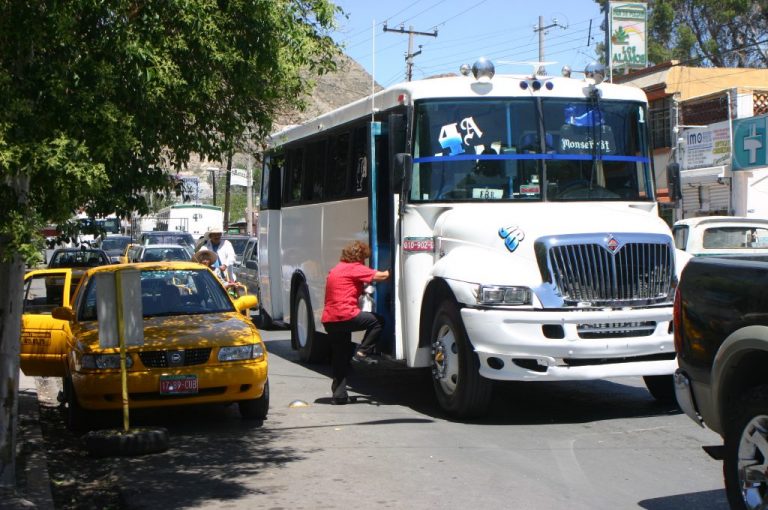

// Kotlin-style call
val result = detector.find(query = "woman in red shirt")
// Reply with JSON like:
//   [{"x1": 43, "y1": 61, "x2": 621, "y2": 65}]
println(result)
[{"x1": 322, "y1": 240, "x2": 389, "y2": 405}]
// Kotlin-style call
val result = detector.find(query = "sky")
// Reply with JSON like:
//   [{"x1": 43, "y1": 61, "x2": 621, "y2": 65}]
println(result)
[{"x1": 331, "y1": 0, "x2": 607, "y2": 88}]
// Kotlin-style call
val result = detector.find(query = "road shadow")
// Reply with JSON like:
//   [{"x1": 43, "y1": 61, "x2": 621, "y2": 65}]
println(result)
[
  {"x1": 638, "y1": 488, "x2": 727, "y2": 509},
  {"x1": 38, "y1": 400, "x2": 304, "y2": 509},
  {"x1": 265, "y1": 338, "x2": 683, "y2": 426}
]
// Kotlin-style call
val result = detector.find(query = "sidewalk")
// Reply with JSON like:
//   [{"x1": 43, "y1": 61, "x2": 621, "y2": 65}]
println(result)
[{"x1": 2, "y1": 374, "x2": 55, "y2": 510}]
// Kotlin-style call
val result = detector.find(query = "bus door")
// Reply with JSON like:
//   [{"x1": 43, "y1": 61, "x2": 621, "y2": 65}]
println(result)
[
  {"x1": 368, "y1": 116, "x2": 399, "y2": 355},
  {"x1": 258, "y1": 153, "x2": 284, "y2": 321}
]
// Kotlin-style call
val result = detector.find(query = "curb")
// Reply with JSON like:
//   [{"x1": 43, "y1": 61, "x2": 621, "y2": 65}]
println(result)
[{"x1": 9, "y1": 374, "x2": 55, "y2": 510}]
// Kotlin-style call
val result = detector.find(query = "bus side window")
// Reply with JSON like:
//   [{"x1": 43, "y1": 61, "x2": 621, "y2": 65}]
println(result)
[
  {"x1": 326, "y1": 132, "x2": 350, "y2": 199},
  {"x1": 350, "y1": 126, "x2": 368, "y2": 197},
  {"x1": 305, "y1": 140, "x2": 327, "y2": 202},
  {"x1": 284, "y1": 147, "x2": 304, "y2": 205}
]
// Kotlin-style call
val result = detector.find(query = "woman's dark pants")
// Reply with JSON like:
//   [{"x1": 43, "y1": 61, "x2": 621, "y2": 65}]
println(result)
[{"x1": 323, "y1": 312, "x2": 384, "y2": 399}]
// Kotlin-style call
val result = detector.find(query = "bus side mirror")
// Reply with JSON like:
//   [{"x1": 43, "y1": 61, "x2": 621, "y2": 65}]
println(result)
[{"x1": 394, "y1": 153, "x2": 412, "y2": 195}]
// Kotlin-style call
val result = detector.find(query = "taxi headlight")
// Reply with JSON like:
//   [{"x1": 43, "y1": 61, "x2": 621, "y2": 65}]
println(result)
[
  {"x1": 81, "y1": 353, "x2": 133, "y2": 369},
  {"x1": 478, "y1": 285, "x2": 532, "y2": 305},
  {"x1": 218, "y1": 344, "x2": 265, "y2": 361}
]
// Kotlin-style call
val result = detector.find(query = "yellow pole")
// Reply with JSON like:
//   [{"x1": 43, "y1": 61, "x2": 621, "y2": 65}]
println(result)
[{"x1": 115, "y1": 270, "x2": 130, "y2": 432}]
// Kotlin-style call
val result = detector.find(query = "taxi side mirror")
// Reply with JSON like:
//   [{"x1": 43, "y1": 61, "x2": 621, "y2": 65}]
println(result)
[
  {"x1": 235, "y1": 294, "x2": 258, "y2": 313},
  {"x1": 52, "y1": 306, "x2": 74, "y2": 321}
]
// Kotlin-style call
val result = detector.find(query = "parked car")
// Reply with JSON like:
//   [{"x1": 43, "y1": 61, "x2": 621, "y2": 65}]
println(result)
[
  {"x1": 99, "y1": 234, "x2": 132, "y2": 263},
  {"x1": 223, "y1": 234, "x2": 251, "y2": 264},
  {"x1": 46, "y1": 248, "x2": 112, "y2": 295},
  {"x1": 674, "y1": 256, "x2": 768, "y2": 509},
  {"x1": 139, "y1": 231, "x2": 195, "y2": 249},
  {"x1": 47, "y1": 248, "x2": 111, "y2": 269},
  {"x1": 233, "y1": 236, "x2": 259, "y2": 296},
  {"x1": 131, "y1": 244, "x2": 193, "y2": 263},
  {"x1": 20, "y1": 261, "x2": 268, "y2": 430},
  {"x1": 672, "y1": 216, "x2": 768, "y2": 260}
]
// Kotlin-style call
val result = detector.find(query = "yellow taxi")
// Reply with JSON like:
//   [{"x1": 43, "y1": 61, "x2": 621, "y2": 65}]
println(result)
[{"x1": 21, "y1": 261, "x2": 268, "y2": 429}]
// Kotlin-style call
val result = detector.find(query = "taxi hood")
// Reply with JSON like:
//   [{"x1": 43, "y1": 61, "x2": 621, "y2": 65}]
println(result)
[{"x1": 76, "y1": 312, "x2": 259, "y2": 351}]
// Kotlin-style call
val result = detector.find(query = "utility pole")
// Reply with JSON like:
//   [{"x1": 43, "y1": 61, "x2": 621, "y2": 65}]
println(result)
[
  {"x1": 533, "y1": 15, "x2": 566, "y2": 75},
  {"x1": 383, "y1": 23, "x2": 438, "y2": 81}
]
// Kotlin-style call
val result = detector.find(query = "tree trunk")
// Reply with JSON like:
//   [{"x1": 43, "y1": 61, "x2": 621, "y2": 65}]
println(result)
[{"x1": 0, "y1": 257, "x2": 24, "y2": 488}]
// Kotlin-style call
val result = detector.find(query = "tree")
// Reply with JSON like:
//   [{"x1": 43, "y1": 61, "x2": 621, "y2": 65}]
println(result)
[
  {"x1": 595, "y1": 0, "x2": 768, "y2": 67},
  {"x1": 0, "y1": 0, "x2": 340, "y2": 488}
]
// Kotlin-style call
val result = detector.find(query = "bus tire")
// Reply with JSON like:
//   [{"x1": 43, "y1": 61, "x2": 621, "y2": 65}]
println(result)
[
  {"x1": 430, "y1": 300, "x2": 492, "y2": 419},
  {"x1": 292, "y1": 284, "x2": 328, "y2": 363}
]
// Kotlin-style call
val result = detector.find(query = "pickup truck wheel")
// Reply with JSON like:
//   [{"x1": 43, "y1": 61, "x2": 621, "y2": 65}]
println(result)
[
  {"x1": 430, "y1": 300, "x2": 492, "y2": 419},
  {"x1": 292, "y1": 284, "x2": 328, "y2": 363},
  {"x1": 724, "y1": 385, "x2": 768, "y2": 510},
  {"x1": 238, "y1": 379, "x2": 269, "y2": 421},
  {"x1": 643, "y1": 375, "x2": 677, "y2": 404}
]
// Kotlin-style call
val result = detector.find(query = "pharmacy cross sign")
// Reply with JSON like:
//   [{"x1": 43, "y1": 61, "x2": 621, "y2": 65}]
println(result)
[{"x1": 732, "y1": 115, "x2": 768, "y2": 170}]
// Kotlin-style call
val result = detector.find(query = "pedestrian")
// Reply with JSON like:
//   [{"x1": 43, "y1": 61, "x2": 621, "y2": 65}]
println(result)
[
  {"x1": 199, "y1": 227, "x2": 237, "y2": 282},
  {"x1": 321, "y1": 240, "x2": 390, "y2": 405}
]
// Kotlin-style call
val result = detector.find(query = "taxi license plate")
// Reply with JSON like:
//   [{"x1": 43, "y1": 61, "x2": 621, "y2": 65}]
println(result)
[{"x1": 159, "y1": 375, "x2": 198, "y2": 395}]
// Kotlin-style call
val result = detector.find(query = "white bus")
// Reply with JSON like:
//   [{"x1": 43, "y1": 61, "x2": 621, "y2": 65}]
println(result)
[
  {"x1": 258, "y1": 59, "x2": 688, "y2": 418},
  {"x1": 155, "y1": 203, "x2": 224, "y2": 237}
]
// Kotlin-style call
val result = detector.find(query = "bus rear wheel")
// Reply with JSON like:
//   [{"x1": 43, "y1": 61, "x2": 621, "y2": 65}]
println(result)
[
  {"x1": 430, "y1": 300, "x2": 492, "y2": 419},
  {"x1": 292, "y1": 283, "x2": 328, "y2": 363}
]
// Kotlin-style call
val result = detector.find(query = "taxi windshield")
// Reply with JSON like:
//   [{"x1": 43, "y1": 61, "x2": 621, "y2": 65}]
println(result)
[{"x1": 78, "y1": 269, "x2": 234, "y2": 320}]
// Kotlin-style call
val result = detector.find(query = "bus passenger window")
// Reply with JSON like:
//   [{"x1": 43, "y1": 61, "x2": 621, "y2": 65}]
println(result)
[
  {"x1": 326, "y1": 133, "x2": 350, "y2": 199},
  {"x1": 284, "y1": 148, "x2": 304, "y2": 205}
]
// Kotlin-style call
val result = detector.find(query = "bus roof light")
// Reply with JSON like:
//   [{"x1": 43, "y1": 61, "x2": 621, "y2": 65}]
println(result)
[
  {"x1": 561, "y1": 65, "x2": 572, "y2": 78},
  {"x1": 584, "y1": 62, "x2": 605, "y2": 85},
  {"x1": 471, "y1": 58, "x2": 495, "y2": 82},
  {"x1": 459, "y1": 64, "x2": 471, "y2": 76}
]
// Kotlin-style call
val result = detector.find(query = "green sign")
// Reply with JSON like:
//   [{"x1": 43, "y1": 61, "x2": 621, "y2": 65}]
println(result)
[
  {"x1": 732, "y1": 116, "x2": 768, "y2": 170},
  {"x1": 609, "y1": 2, "x2": 648, "y2": 71}
]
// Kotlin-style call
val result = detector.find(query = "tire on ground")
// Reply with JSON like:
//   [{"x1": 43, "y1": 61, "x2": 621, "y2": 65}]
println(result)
[
  {"x1": 430, "y1": 299, "x2": 492, "y2": 419},
  {"x1": 291, "y1": 283, "x2": 329, "y2": 363},
  {"x1": 724, "y1": 384, "x2": 768, "y2": 510},
  {"x1": 83, "y1": 427, "x2": 169, "y2": 458},
  {"x1": 239, "y1": 379, "x2": 270, "y2": 421}
]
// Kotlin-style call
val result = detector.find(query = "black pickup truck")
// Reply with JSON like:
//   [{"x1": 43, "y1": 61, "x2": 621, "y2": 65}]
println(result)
[{"x1": 673, "y1": 257, "x2": 768, "y2": 510}]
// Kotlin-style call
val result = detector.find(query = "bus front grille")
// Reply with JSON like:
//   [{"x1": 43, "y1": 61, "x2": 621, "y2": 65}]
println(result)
[{"x1": 537, "y1": 234, "x2": 675, "y2": 307}]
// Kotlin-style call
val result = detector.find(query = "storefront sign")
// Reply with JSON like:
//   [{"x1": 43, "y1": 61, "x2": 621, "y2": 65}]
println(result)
[
  {"x1": 732, "y1": 115, "x2": 768, "y2": 170},
  {"x1": 681, "y1": 120, "x2": 731, "y2": 170},
  {"x1": 609, "y1": 2, "x2": 648, "y2": 73}
]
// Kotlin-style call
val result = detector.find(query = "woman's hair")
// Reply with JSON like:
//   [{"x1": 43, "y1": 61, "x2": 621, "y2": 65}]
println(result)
[{"x1": 340, "y1": 240, "x2": 371, "y2": 263}]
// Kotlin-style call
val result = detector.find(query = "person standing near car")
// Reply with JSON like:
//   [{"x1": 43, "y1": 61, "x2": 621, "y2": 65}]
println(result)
[
  {"x1": 199, "y1": 227, "x2": 237, "y2": 282},
  {"x1": 321, "y1": 240, "x2": 389, "y2": 405}
]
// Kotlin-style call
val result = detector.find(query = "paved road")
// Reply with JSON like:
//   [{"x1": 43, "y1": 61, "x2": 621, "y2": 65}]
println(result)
[{"x1": 39, "y1": 328, "x2": 727, "y2": 509}]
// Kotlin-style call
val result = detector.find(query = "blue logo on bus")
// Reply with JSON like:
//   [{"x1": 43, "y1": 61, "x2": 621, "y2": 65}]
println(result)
[{"x1": 498, "y1": 225, "x2": 525, "y2": 252}]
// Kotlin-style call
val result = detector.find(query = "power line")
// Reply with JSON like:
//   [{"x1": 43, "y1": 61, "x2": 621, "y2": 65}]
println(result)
[{"x1": 382, "y1": 23, "x2": 438, "y2": 81}]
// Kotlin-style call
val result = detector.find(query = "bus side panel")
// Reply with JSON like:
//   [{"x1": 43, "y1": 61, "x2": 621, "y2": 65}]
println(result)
[
  {"x1": 280, "y1": 204, "x2": 324, "y2": 324},
  {"x1": 258, "y1": 209, "x2": 283, "y2": 321}
]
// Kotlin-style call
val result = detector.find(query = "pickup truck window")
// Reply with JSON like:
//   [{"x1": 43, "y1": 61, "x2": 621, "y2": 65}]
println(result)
[{"x1": 702, "y1": 226, "x2": 768, "y2": 249}]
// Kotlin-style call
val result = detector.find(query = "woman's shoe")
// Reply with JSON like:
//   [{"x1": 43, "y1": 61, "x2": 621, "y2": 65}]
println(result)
[
  {"x1": 352, "y1": 352, "x2": 378, "y2": 365},
  {"x1": 331, "y1": 396, "x2": 351, "y2": 405}
]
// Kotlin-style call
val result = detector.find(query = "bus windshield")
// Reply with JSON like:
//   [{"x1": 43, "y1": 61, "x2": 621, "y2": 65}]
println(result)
[{"x1": 410, "y1": 98, "x2": 653, "y2": 202}]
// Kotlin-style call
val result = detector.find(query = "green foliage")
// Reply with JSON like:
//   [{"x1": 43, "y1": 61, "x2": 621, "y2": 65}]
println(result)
[
  {"x1": 0, "y1": 0, "x2": 340, "y2": 263},
  {"x1": 594, "y1": 0, "x2": 767, "y2": 68}
]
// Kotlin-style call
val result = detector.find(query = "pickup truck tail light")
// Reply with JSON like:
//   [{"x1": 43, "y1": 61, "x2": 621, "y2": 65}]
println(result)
[{"x1": 673, "y1": 288, "x2": 682, "y2": 352}]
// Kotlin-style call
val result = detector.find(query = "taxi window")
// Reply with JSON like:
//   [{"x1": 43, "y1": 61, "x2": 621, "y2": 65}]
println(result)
[{"x1": 23, "y1": 274, "x2": 65, "y2": 314}]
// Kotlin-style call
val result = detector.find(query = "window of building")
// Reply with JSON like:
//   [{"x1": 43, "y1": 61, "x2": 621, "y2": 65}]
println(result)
[{"x1": 649, "y1": 97, "x2": 672, "y2": 149}]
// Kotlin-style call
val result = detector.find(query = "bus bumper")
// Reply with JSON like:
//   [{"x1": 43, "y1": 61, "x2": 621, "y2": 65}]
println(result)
[{"x1": 460, "y1": 306, "x2": 676, "y2": 381}]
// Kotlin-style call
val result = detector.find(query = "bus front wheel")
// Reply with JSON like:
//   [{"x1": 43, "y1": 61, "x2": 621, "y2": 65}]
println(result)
[
  {"x1": 430, "y1": 300, "x2": 492, "y2": 419},
  {"x1": 291, "y1": 284, "x2": 328, "y2": 363}
]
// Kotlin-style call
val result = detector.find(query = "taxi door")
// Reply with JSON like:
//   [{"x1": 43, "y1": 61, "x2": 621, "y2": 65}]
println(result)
[{"x1": 20, "y1": 269, "x2": 73, "y2": 377}]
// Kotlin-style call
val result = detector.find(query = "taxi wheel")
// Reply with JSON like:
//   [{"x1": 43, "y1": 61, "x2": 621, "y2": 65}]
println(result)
[
  {"x1": 83, "y1": 427, "x2": 169, "y2": 458},
  {"x1": 430, "y1": 300, "x2": 492, "y2": 419},
  {"x1": 239, "y1": 379, "x2": 269, "y2": 421},
  {"x1": 63, "y1": 377, "x2": 93, "y2": 432},
  {"x1": 643, "y1": 375, "x2": 678, "y2": 404},
  {"x1": 292, "y1": 284, "x2": 328, "y2": 364}
]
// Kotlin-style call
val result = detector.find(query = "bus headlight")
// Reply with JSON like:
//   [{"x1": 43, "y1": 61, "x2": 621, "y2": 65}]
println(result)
[{"x1": 478, "y1": 285, "x2": 532, "y2": 306}]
